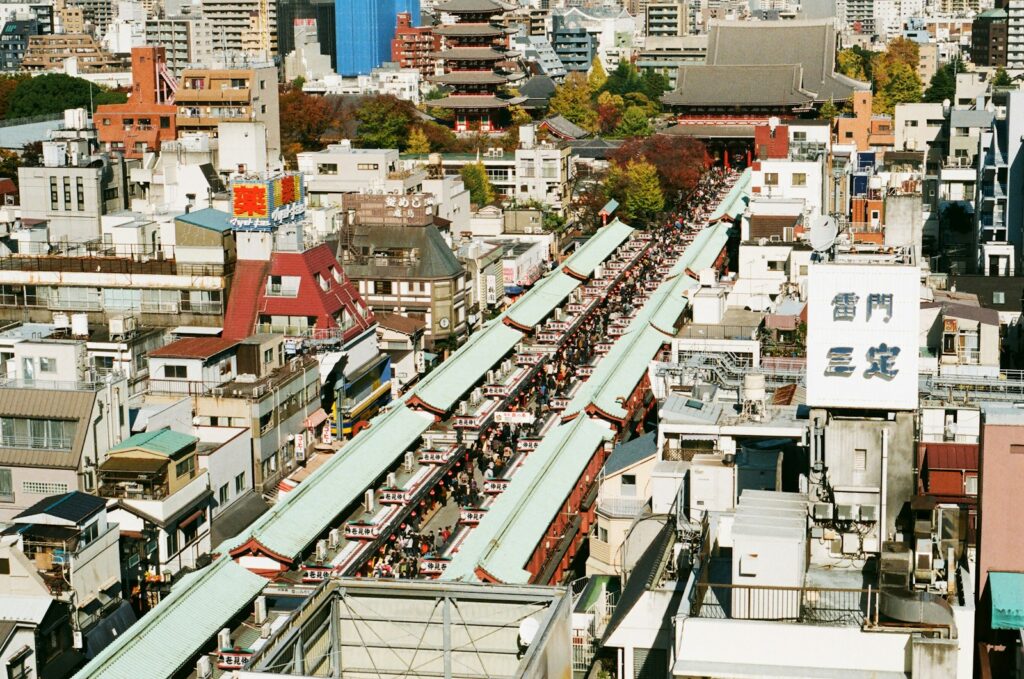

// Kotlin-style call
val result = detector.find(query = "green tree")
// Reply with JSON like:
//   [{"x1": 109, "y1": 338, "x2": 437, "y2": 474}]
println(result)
[
  {"x1": 639, "y1": 69, "x2": 669, "y2": 104},
  {"x1": 353, "y1": 95, "x2": 416, "y2": 149},
  {"x1": 548, "y1": 72, "x2": 597, "y2": 132},
  {"x1": 992, "y1": 67, "x2": 1013, "y2": 88},
  {"x1": 8, "y1": 73, "x2": 126, "y2": 118},
  {"x1": 406, "y1": 126, "x2": 431, "y2": 154},
  {"x1": 607, "y1": 159, "x2": 663, "y2": 224},
  {"x1": 588, "y1": 57, "x2": 607, "y2": 92},
  {"x1": 0, "y1": 74, "x2": 28, "y2": 119},
  {"x1": 876, "y1": 61, "x2": 922, "y2": 114},
  {"x1": 923, "y1": 58, "x2": 960, "y2": 103},
  {"x1": 602, "y1": 60, "x2": 642, "y2": 97},
  {"x1": 613, "y1": 106, "x2": 652, "y2": 138},
  {"x1": 818, "y1": 98, "x2": 839, "y2": 120},
  {"x1": 460, "y1": 162, "x2": 495, "y2": 206}
]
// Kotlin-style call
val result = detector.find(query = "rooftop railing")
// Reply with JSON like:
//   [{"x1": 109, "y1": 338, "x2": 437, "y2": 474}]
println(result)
[{"x1": 691, "y1": 582, "x2": 877, "y2": 627}]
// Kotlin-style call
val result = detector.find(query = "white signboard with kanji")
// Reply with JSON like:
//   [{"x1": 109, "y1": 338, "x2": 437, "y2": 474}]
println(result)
[{"x1": 807, "y1": 263, "x2": 919, "y2": 410}]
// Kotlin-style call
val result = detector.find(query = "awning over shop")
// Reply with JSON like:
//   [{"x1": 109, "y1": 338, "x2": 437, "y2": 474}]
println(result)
[{"x1": 302, "y1": 408, "x2": 329, "y2": 429}]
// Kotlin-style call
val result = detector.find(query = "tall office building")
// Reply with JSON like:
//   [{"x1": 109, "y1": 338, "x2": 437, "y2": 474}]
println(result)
[
  {"x1": 335, "y1": 0, "x2": 419, "y2": 76},
  {"x1": 277, "y1": 0, "x2": 335, "y2": 69},
  {"x1": 1009, "y1": 0, "x2": 1024, "y2": 70}
]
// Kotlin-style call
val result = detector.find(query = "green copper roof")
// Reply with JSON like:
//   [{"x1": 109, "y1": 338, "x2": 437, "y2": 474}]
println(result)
[
  {"x1": 708, "y1": 167, "x2": 751, "y2": 222},
  {"x1": 73, "y1": 559, "x2": 267, "y2": 679},
  {"x1": 108, "y1": 428, "x2": 197, "y2": 457},
  {"x1": 562, "y1": 218, "x2": 634, "y2": 277},
  {"x1": 505, "y1": 271, "x2": 580, "y2": 328}
]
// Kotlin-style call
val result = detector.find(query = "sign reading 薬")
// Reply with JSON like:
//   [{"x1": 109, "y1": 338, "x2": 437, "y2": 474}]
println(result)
[{"x1": 806, "y1": 263, "x2": 919, "y2": 410}]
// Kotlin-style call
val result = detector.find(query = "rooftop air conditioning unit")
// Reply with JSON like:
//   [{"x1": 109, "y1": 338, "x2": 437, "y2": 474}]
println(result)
[
  {"x1": 836, "y1": 504, "x2": 858, "y2": 521},
  {"x1": 315, "y1": 539, "x2": 328, "y2": 562},
  {"x1": 487, "y1": 370, "x2": 496, "y2": 384},
  {"x1": 404, "y1": 451, "x2": 414, "y2": 472},
  {"x1": 812, "y1": 502, "x2": 833, "y2": 520},
  {"x1": 196, "y1": 656, "x2": 213, "y2": 679},
  {"x1": 458, "y1": 401, "x2": 469, "y2": 416},
  {"x1": 470, "y1": 388, "x2": 482, "y2": 405},
  {"x1": 328, "y1": 528, "x2": 340, "y2": 549}
]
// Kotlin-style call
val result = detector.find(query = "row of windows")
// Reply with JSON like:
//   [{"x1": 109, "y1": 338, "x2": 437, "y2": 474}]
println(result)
[
  {"x1": 217, "y1": 472, "x2": 248, "y2": 505},
  {"x1": 49, "y1": 176, "x2": 85, "y2": 212},
  {"x1": 0, "y1": 418, "x2": 76, "y2": 451},
  {"x1": 762, "y1": 172, "x2": 807, "y2": 187}
]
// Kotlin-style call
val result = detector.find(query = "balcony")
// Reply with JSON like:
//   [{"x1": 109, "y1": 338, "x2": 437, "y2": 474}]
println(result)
[
  {"x1": 0, "y1": 375, "x2": 120, "y2": 392},
  {"x1": 597, "y1": 495, "x2": 647, "y2": 518},
  {"x1": 691, "y1": 582, "x2": 876, "y2": 626}
]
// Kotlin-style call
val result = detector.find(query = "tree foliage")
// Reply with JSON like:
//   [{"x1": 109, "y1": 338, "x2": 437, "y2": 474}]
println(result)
[
  {"x1": 836, "y1": 49, "x2": 867, "y2": 81},
  {"x1": 613, "y1": 106, "x2": 652, "y2": 138},
  {"x1": 992, "y1": 67, "x2": 1013, "y2": 88},
  {"x1": 0, "y1": 74, "x2": 28, "y2": 119},
  {"x1": 8, "y1": 74, "x2": 126, "y2": 119},
  {"x1": 596, "y1": 91, "x2": 624, "y2": 135},
  {"x1": 353, "y1": 95, "x2": 416, "y2": 149},
  {"x1": 923, "y1": 57, "x2": 961, "y2": 104},
  {"x1": 610, "y1": 134, "x2": 705, "y2": 199},
  {"x1": 548, "y1": 72, "x2": 597, "y2": 132},
  {"x1": 606, "y1": 159, "x2": 664, "y2": 224},
  {"x1": 876, "y1": 61, "x2": 922, "y2": 114},
  {"x1": 588, "y1": 57, "x2": 607, "y2": 92},
  {"x1": 406, "y1": 126, "x2": 431, "y2": 154},
  {"x1": 460, "y1": 162, "x2": 495, "y2": 206},
  {"x1": 818, "y1": 98, "x2": 839, "y2": 120},
  {"x1": 279, "y1": 88, "x2": 337, "y2": 162}
]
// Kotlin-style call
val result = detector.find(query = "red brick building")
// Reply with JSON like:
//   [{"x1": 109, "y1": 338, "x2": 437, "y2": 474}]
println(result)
[
  {"x1": 390, "y1": 11, "x2": 438, "y2": 78},
  {"x1": 95, "y1": 46, "x2": 177, "y2": 158}
]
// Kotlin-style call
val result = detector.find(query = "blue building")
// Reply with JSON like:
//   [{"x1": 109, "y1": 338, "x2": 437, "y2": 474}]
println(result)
[{"x1": 335, "y1": 0, "x2": 420, "y2": 76}]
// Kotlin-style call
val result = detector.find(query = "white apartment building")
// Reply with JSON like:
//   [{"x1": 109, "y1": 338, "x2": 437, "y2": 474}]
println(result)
[{"x1": 144, "y1": 18, "x2": 216, "y2": 75}]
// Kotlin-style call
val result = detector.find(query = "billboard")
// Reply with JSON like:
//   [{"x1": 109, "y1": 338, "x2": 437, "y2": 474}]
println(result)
[
  {"x1": 806, "y1": 263, "x2": 919, "y2": 410},
  {"x1": 230, "y1": 173, "x2": 305, "y2": 230}
]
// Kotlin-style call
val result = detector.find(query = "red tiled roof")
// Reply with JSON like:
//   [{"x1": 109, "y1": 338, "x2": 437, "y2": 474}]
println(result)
[
  {"x1": 149, "y1": 337, "x2": 239, "y2": 359},
  {"x1": 375, "y1": 312, "x2": 425, "y2": 335},
  {"x1": 258, "y1": 244, "x2": 374, "y2": 340},
  {"x1": 223, "y1": 260, "x2": 270, "y2": 340},
  {"x1": 920, "y1": 442, "x2": 978, "y2": 472},
  {"x1": 0, "y1": 178, "x2": 16, "y2": 194}
]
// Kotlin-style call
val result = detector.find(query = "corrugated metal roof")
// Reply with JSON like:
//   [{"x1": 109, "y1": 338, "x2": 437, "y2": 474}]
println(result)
[
  {"x1": 108, "y1": 428, "x2": 197, "y2": 457},
  {"x1": 0, "y1": 596, "x2": 52, "y2": 624},
  {"x1": 562, "y1": 218, "x2": 634, "y2": 278},
  {"x1": 603, "y1": 432, "x2": 657, "y2": 475},
  {"x1": 505, "y1": 271, "x2": 580, "y2": 329},
  {"x1": 687, "y1": 222, "x2": 731, "y2": 272},
  {"x1": 73, "y1": 559, "x2": 267, "y2": 679},
  {"x1": 442, "y1": 417, "x2": 612, "y2": 583},
  {"x1": 410, "y1": 321, "x2": 523, "y2": 413},
  {"x1": 148, "y1": 337, "x2": 239, "y2": 359},
  {"x1": 921, "y1": 442, "x2": 978, "y2": 472},
  {"x1": 13, "y1": 491, "x2": 105, "y2": 524},
  {"x1": 234, "y1": 404, "x2": 432, "y2": 558},
  {"x1": 0, "y1": 388, "x2": 97, "y2": 469}
]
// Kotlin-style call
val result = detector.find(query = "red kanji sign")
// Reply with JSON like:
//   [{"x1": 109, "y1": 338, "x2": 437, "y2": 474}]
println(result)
[{"x1": 233, "y1": 184, "x2": 269, "y2": 218}]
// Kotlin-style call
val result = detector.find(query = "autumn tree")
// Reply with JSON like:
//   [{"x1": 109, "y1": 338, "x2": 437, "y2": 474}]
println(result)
[
  {"x1": 460, "y1": 162, "x2": 495, "y2": 206},
  {"x1": 836, "y1": 49, "x2": 867, "y2": 81},
  {"x1": 353, "y1": 95, "x2": 416, "y2": 149},
  {"x1": 588, "y1": 56, "x2": 607, "y2": 91},
  {"x1": 610, "y1": 134, "x2": 705, "y2": 199},
  {"x1": 548, "y1": 72, "x2": 597, "y2": 132},
  {"x1": 419, "y1": 121, "x2": 459, "y2": 152},
  {"x1": 876, "y1": 61, "x2": 922, "y2": 114},
  {"x1": 608, "y1": 159, "x2": 664, "y2": 224},
  {"x1": 0, "y1": 74, "x2": 28, "y2": 119},
  {"x1": 279, "y1": 88, "x2": 336, "y2": 162},
  {"x1": 613, "y1": 106, "x2": 652, "y2": 138},
  {"x1": 406, "y1": 126, "x2": 431, "y2": 154},
  {"x1": 596, "y1": 91, "x2": 624, "y2": 134}
]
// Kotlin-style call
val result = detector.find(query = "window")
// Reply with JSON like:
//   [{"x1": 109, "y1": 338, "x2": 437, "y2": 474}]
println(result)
[
  {"x1": 263, "y1": 348, "x2": 273, "y2": 365},
  {"x1": 0, "y1": 468, "x2": 12, "y2": 502},
  {"x1": 102, "y1": 117, "x2": 111, "y2": 125},
  {"x1": 845, "y1": 131, "x2": 853, "y2": 139},
  {"x1": 854, "y1": 448, "x2": 867, "y2": 472},
  {"x1": 63, "y1": 177, "x2": 71, "y2": 206},
  {"x1": 994, "y1": 291, "x2": 1005, "y2": 304},
  {"x1": 49, "y1": 177, "x2": 57, "y2": 209},
  {"x1": 166, "y1": 530, "x2": 178, "y2": 555},
  {"x1": 597, "y1": 525, "x2": 608, "y2": 542},
  {"x1": 374, "y1": 280, "x2": 393, "y2": 295},
  {"x1": 0, "y1": 557, "x2": 8, "y2": 574},
  {"x1": 234, "y1": 472, "x2": 245, "y2": 493},
  {"x1": 160, "y1": 116, "x2": 170, "y2": 128},
  {"x1": 791, "y1": 173, "x2": 807, "y2": 187},
  {"x1": 164, "y1": 364, "x2": 187, "y2": 379},
  {"x1": 8, "y1": 650, "x2": 30, "y2": 679},
  {"x1": 218, "y1": 483, "x2": 229, "y2": 504},
  {"x1": 907, "y1": 120, "x2": 919, "y2": 127},
  {"x1": 38, "y1": 357, "x2": 57, "y2": 373},
  {"x1": 357, "y1": 163, "x2": 380, "y2": 171},
  {"x1": 1, "y1": 419, "x2": 75, "y2": 450},
  {"x1": 965, "y1": 475, "x2": 978, "y2": 496},
  {"x1": 76, "y1": 177, "x2": 84, "y2": 211},
  {"x1": 621, "y1": 473, "x2": 637, "y2": 497},
  {"x1": 1011, "y1": 444, "x2": 1024, "y2": 455},
  {"x1": 174, "y1": 455, "x2": 195, "y2": 479},
  {"x1": 764, "y1": 173, "x2": 779, "y2": 186}
]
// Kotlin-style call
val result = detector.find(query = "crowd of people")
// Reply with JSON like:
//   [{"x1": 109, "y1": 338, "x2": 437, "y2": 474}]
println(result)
[{"x1": 359, "y1": 168, "x2": 735, "y2": 580}]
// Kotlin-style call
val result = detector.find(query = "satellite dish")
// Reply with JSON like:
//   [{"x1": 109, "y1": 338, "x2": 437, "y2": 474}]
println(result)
[
  {"x1": 518, "y1": 617, "x2": 540, "y2": 647},
  {"x1": 809, "y1": 215, "x2": 838, "y2": 252}
]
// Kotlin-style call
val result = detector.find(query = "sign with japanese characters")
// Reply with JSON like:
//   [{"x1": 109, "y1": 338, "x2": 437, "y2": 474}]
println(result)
[
  {"x1": 459, "y1": 507, "x2": 487, "y2": 525},
  {"x1": 230, "y1": 173, "x2": 305, "y2": 229},
  {"x1": 345, "y1": 522, "x2": 379, "y2": 540},
  {"x1": 807, "y1": 263, "x2": 919, "y2": 410},
  {"x1": 495, "y1": 411, "x2": 536, "y2": 424},
  {"x1": 378, "y1": 488, "x2": 409, "y2": 504},
  {"x1": 218, "y1": 649, "x2": 254, "y2": 670},
  {"x1": 301, "y1": 565, "x2": 332, "y2": 583}
]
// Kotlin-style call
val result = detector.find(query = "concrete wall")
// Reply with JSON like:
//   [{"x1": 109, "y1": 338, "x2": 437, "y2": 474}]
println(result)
[
  {"x1": 884, "y1": 193, "x2": 924, "y2": 249},
  {"x1": 196, "y1": 426, "x2": 251, "y2": 517}
]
